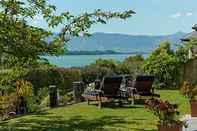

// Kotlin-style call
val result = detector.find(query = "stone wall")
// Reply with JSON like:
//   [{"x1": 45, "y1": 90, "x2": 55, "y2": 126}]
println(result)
[{"x1": 183, "y1": 58, "x2": 197, "y2": 84}]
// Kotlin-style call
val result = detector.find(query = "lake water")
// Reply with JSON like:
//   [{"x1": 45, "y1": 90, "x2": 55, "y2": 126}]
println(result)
[{"x1": 45, "y1": 54, "x2": 146, "y2": 68}]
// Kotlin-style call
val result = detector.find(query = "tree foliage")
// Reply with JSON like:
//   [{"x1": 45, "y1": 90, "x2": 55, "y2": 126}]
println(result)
[
  {"x1": 118, "y1": 55, "x2": 144, "y2": 75},
  {"x1": 0, "y1": 0, "x2": 135, "y2": 90},
  {"x1": 0, "y1": 0, "x2": 135, "y2": 67},
  {"x1": 81, "y1": 59, "x2": 117, "y2": 83},
  {"x1": 143, "y1": 41, "x2": 180, "y2": 88}
]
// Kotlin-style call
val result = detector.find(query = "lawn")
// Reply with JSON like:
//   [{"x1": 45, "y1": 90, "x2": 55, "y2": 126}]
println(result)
[{"x1": 0, "y1": 90, "x2": 189, "y2": 131}]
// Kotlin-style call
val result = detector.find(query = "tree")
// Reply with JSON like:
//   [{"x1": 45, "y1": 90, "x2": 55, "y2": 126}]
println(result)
[
  {"x1": 81, "y1": 59, "x2": 117, "y2": 83},
  {"x1": 118, "y1": 55, "x2": 144, "y2": 75},
  {"x1": 0, "y1": 0, "x2": 135, "y2": 89},
  {"x1": 0, "y1": 0, "x2": 135, "y2": 68},
  {"x1": 143, "y1": 41, "x2": 180, "y2": 88}
]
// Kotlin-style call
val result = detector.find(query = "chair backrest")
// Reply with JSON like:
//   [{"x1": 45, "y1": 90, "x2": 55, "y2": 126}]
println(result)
[
  {"x1": 94, "y1": 79, "x2": 101, "y2": 90},
  {"x1": 101, "y1": 76, "x2": 123, "y2": 96},
  {"x1": 134, "y1": 76, "x2": 154, "y2": 93},
  {"x1": 124, "y1": 75, "x2": 133, "y2": 87}
]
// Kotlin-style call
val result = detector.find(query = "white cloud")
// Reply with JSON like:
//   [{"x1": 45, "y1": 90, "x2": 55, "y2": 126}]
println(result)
[
  {"x1": 171, "y1": 12, "x2": 194, "y2": 19},
  {"x1": 186, "y1": 12, "x2": 193, "y2": 16},
  {"x1": 32, "y1": 15, "x2": 43, "y2": 24},
  {"x1": 171, "y1": 12, "x2": 181, "y2": 18}
]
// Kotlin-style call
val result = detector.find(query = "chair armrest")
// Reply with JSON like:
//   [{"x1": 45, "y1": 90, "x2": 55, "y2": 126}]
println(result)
[
  {"x1": 94, "y1": 89, "x2": 104, "y2": 96},
  {"x1": 119, "y1": 88, "x2": 127, "y2": 92},
  {"x1": 151, "y1": 88, "x2": 155, "y2": 94},
  {"x1": 94, "y1": 89, "x2": 103, "y2": 93}
]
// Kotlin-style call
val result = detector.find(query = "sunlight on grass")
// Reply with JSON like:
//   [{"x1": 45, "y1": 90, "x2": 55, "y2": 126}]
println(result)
[{"x1": 0, "y1": 90, "x2": 189, "y2": 131}]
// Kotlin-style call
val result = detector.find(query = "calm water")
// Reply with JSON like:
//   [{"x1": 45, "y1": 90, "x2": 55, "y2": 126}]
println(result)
[{"x1": 45, "y1": 54, "x2": 146, "y2": 68}]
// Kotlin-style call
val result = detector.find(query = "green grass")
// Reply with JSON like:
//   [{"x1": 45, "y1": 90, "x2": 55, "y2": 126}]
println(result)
[{"x1": 0, "y1": 90, "x2": 190, "y2": 131}]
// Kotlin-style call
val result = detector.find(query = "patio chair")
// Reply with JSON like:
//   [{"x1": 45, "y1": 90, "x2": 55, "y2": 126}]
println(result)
[
  {"x1": 129, "y1": 75, "x2": 160, "y2": 104},
  {"x1": 83, "y1": 76, "x2": 126, "y2": 108}
]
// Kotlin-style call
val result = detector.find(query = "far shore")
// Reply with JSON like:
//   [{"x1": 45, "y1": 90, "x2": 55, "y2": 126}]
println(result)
[{"x1": 65, "y1": 50, "x2": 150, "y2": 56}]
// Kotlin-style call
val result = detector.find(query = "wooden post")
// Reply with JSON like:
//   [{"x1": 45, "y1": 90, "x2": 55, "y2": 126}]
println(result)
[
  {"x1": 73, "y1": 81, "x2": 84, "y2": 103},
  {"x1": 49, "y1": 85, "x2": 58, "y2": 108}
]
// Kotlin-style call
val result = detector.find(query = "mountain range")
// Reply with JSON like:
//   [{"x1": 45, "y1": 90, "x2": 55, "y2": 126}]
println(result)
[{"x1": 66, "y1": 32, "x2": 187, "y2": 53}]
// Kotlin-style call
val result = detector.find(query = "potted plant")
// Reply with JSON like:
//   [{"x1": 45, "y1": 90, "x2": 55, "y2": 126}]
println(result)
[
  {"x1": 145, "y1": 98, "x2": 185, "y2": 131},
  {"x1": 180, "y1": 81, "x2": 197, "y2": 117}
]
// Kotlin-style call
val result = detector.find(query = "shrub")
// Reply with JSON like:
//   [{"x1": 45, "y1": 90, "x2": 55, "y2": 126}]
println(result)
[
  {"x1": 145, "y1": 98, "x2": 182, "y2": 125},
  {"x1": 25, "y1": 68, "x2": 49, "y2": 95},
  {"x1": 81, "y1": 65, "x2": 115, "y2": 83},
  {"x1": 0, "y1": 91, "x2": 17, "y2": 120},
  {"x1": 47, "y1": 68, "x2": 82, "y2": 94},
  {"x1": 24, "y1": 67, "x2": 81, "y2": 108},
  {"x1": 81, "y1": 59, "x2": 117, "y2": 83},
  {"x1": 40, "y1": 93, "x2": 73, "y2": 108},
  {"x1": 59, "y1": 94, "x2": 73, "y2": 105},
  {"x1": 16, "y1": 80, "x2": 33, "y2": 97},
  {"x1": 15, "y1": 80, "x2": 38, "y2": 114},
  {"x1": 180, "y1": 81, "x2": 197, "y2": 100},
  {"x1": 118, "y1": 55, "x2": 144, "y2": 75},
  {"x1": 25, "y1": 67, "x2": 81, "y2": 95},
  {"x1": 40, "y1": 95, "x2": 50, "y2": 108},
  {"x1": 25, "y1": 96, "x2": 42, "y2": 113}
]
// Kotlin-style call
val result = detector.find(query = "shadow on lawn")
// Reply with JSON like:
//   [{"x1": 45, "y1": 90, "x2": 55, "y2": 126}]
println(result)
[
  {"x1": 89, "y1": 101, "x2": 145, "y2": 109},
  {"x1": 0, "y1": 113, "x2": 155, "y2": 131}
]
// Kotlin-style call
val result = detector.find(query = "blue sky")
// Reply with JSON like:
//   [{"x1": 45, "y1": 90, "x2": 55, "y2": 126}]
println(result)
[{"x1": 32, "y1": 0, "x2": 197, "y2": 35}]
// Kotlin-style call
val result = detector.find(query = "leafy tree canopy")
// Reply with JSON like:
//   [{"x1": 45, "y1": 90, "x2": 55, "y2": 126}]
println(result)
[
  {"x1": 152, "y1": 41, "x2": 173, "y2": 56},
  {"x1": 119, "y1": 55, "x2": 144, "y2": 75},
  {"x1": 0, "y1": 0, "x2": 135, "y2": 67},
  {"x1": 0, "y1": 0, "x2": 135, "y2": 90},
  {"x1": 143, "y1": 41, "x2": 180, "y2": 88}
]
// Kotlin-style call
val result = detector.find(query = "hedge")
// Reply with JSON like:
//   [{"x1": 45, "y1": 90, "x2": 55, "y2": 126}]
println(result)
[{"x1": 25, "y1": 67, "x2": 82, "y2": 95}]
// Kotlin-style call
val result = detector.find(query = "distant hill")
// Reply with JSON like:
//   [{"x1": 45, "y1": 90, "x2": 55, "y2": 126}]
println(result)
[{"x1": 66, "y1": 32, "x2": 186, "y2": 53}]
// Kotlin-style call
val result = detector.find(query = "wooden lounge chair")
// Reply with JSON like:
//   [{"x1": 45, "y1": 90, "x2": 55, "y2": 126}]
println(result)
[
  {"x1": 129, "y1": 75, "x2": 160, "y2": 104},
  {"x1": 83, "y1": 76, "x2": 126, "y2": 108}
]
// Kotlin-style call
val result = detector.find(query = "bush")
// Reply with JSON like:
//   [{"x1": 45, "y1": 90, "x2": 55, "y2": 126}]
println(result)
[
  {"x1": 47, "y1": 68, "x2": 82, "y2": 95},
  {"x1": 180, "y1": 81, "x2": 197, "y2": 100},
  {"x1": 40, "y1": 95, "x2": 50, "y2": 108},
  {"x1": 25, "y1": 68, "x2": 49, "y2": 95},
  {"x1": 81, "y1": 65, "x2": 115, "y2": 83},
  {"x1": 145, "y1": 98, "x2": 181, "y2": 125},
  {"x1": 0, "y1": 92, "x2": 17, "y2": 120},
  {"x1": 25, "y1": 67, "x2": 81, "y2": 95},
  {"x1": 40, "y1": 93, "x2": 73, "y2": 108},
  {"x1": 81, "y1": 59, "x2": 117, "y2": 83},
  {"x1": 26, "y1": 96, "x2": 42, "y2": 113},
  {"x1": 59, "y1": 94, "x2": 73, "y2": 105},
  {"x1": 15, "y1": 80, "x2": 40, "y2": 114},
  {"x1": 117, "y1": 55, "x2": 144, "y2": 75},
  {"x1": 25, "y1": 67, "x2": 81, "y2": 108}
]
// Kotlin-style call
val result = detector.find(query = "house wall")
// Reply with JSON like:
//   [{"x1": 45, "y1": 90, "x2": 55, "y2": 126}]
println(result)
[{"x1": 183, "y1": 58, "x2": 197, "y2": 84}]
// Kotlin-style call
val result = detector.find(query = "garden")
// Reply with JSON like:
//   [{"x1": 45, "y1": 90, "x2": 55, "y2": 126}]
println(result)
[
  {"x1": 0, "y1": 1, "x2": 197, "y2": 131},
  {"x1": 0, "y1": 90, "x2": 190, "y2": 131}
]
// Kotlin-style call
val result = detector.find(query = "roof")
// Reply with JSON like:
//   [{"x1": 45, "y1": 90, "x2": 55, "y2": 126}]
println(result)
[
  {"x1": 192, "y1": 24, "x2": 197, "y2": 31},
  {"x1": 181, "y1": 31, "x2": 197, "y2": 41}
]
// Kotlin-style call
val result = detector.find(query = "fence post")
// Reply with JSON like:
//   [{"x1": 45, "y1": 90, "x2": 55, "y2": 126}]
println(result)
[
  {"x1": 49, "y1": 85, "x2": 58, "y2": 108},
  {"x1": 73, "y1": 81, "x2": 84, "y2": 103}
]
